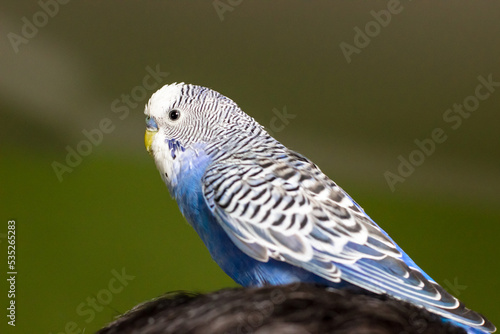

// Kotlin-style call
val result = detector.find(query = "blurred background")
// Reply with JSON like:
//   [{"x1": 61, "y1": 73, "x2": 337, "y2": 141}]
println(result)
[{"x1": 1, "y1": 1, "x2": 499, "y2": 332}]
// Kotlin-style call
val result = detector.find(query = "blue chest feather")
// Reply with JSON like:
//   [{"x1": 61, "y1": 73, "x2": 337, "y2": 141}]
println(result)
[{"x1": 167, "y1": 139, "x2": 185, "y2": 159}]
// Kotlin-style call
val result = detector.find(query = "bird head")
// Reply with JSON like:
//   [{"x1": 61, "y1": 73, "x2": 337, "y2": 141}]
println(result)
[{"x1": 144, "y1": 83, "x2": 263, "y2": 184}]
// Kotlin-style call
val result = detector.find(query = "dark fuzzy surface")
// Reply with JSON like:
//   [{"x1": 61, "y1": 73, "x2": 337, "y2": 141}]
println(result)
[{"x1": 98, "y1": 283, "x2": 466, "y2": 334}]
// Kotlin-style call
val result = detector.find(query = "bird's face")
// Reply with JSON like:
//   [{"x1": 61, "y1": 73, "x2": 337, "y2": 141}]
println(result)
[
  {"x1": 146, "y1": 83, "x2": 216, "y2": 154},
  {"x1": 144, "y1": 83, "x2": 253, "y2": 184}
]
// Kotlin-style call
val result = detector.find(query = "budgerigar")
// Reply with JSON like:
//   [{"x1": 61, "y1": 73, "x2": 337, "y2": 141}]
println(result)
[{"x1": 144, "y1": 83, "x2": 495, "y2": 334}]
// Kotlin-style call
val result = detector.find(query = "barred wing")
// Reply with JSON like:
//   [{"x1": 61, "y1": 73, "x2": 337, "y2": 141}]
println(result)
[{"x1": 201, "y1": 150, "x2": 494, "y2": 332}]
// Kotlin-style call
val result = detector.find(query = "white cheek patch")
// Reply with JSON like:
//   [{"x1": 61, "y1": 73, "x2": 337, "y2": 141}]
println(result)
[{"x1": 152, "y1": 133, "x2": 174, "y2": 180}]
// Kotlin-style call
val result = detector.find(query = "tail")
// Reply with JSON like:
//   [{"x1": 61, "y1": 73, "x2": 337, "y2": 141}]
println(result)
[{"x1": 444, "y1": 318, "x2": 496, "y2": 334}]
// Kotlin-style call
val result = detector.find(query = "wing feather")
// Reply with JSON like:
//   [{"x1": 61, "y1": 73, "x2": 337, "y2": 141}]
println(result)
[{"x1": 202, "y1": 148, "x2": 493, "y2": 331}]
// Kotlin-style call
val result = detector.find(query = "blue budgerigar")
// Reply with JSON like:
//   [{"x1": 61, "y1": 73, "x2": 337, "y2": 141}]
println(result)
[{"x1": 144, "y1": 83, "x2": 495, "y2": 334}]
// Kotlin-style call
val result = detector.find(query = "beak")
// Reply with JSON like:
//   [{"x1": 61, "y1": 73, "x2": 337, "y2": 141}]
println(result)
[{"x1": 145, "y1": 130, "x2": 157, "y2": 155}]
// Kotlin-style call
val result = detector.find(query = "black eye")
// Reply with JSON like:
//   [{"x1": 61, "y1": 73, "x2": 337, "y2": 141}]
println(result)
[{"x1": 169, "y1": 110, "x2": 180, "y2": 121}]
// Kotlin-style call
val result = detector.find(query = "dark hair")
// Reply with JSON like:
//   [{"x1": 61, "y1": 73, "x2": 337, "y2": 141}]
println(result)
[{"x1": 98, "y1": 283, "x2": 466, "y2": 334}]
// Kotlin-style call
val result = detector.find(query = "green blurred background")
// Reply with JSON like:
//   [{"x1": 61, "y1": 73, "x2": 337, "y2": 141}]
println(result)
[{"x1": 1, "y1": 1, "x2": 499, "y2": 333}]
